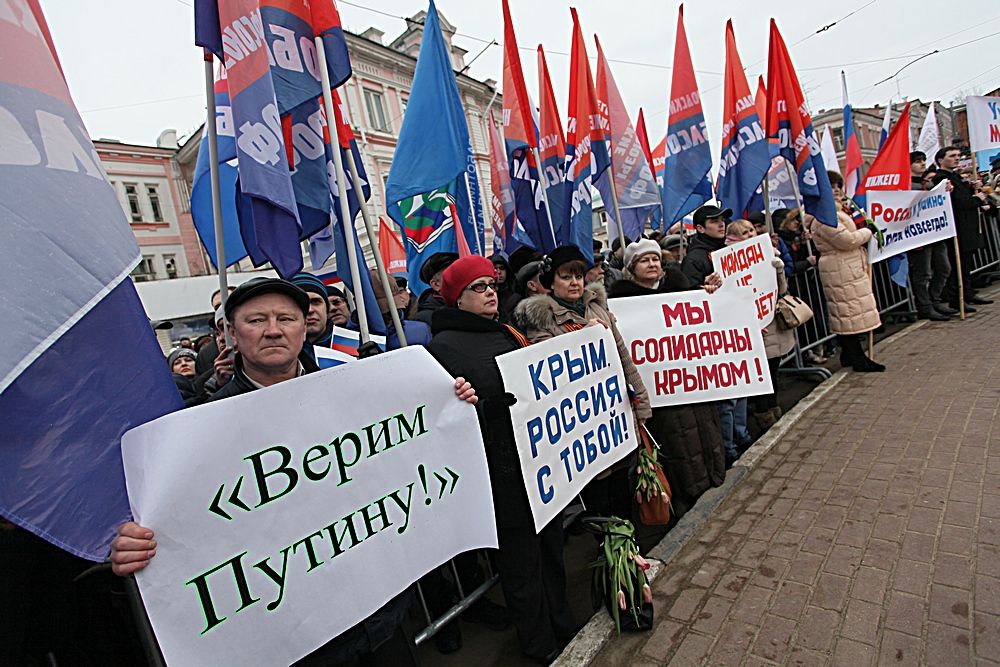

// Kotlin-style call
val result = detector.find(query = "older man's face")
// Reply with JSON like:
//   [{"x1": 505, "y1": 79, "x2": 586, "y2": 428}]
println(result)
[{"x1": 229, "y1": 293, "x2": 305, "y2": 372}]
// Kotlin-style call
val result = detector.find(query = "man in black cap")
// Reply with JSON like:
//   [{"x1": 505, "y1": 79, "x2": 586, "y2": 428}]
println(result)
[
  {"x1": 681, "y1": 204, "x2": 729, "y2": 290},
  {"x1": 414, "y1": 251, "x2": 458, "y2": 325},
  {"x1": 325, "y1": 283, "x2": 352, "y2": 328},
  {"x1": 111, "y1": 276, "x2": 478, "y2": 665}
]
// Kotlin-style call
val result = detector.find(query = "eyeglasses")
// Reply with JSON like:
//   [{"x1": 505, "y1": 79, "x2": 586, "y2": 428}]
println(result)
[{"x1": 465, "y1": 281, "x2": 498, "y2": 294}]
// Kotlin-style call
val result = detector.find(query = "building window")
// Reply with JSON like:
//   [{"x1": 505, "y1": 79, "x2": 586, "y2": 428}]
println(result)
[
  {"x1": 163, "y1": 253, "x2": 178, "y2": 279},
  {"x1": 364, "y1": 89, "x2": 389, "y2": 132},
  {"x1": 831, "y1": 126, "x2": 844, "y2": 151},
  {"x1": 124, "y1": 183, "x2": 142, "y2": 222},
  {"x1": 146, "y1": 184, "x2": 163, "y2": 222},
  {"x1": 132, "y1": 255, "x2": 156, "y2": 282}
]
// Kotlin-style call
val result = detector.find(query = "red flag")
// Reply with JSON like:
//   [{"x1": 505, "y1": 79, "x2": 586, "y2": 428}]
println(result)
[
  {"x1": 858, "y1": 102, "x2": 911, "y2": 194},
  {"x1": 501, "y1": 0, "x2": 536, "y2": 151},
  {"x1": 537, "y1": 45, "x2": 566, "y2": 168},
  {"x1": 453, "y1": 203, "x2": 473, "y2": 258},
  {"x1": 378, "y1": 218, "x2": 407, "y2": 275},
  {"x1": 754, "y1": 76, "x2": 767, "y2": 125},
  {"x1": 486, "y1": 113, "x2": 516, "y2": 253},
  {"x1": 567, "y1": 9, "x2": 610, "y2": 176},
  {"x1": 635, "y1": 108, "x2": 655, "y2": 174}
]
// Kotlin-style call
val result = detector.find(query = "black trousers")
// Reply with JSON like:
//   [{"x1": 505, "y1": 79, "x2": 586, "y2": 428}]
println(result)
[
  {"x1": 909, "y1": 241, "x2": 951, "y2": 311},
  {"x1": 493, "y1": 484, "x2": 576, "y2": 660}
]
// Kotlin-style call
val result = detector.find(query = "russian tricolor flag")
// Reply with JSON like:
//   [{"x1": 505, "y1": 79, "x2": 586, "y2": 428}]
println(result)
[{"x1": 315, "y1": 328, "x2": 387, "y2": 369}]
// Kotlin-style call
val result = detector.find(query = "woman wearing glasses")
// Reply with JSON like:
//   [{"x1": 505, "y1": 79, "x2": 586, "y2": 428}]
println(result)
[
  {"x1": 426, "y1": 255, "x2": 576, "y2": 664},
  {"x1": 514, "y1": 245, "x2": 651, "y2": 522}
]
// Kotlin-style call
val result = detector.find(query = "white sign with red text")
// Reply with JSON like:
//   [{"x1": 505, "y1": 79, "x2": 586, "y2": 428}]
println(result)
[
  {"x1": 866, "y1": 182, "x2": 956, "y2": 263},
  {"x1": 711, "y1": 235, "x2": 778, "y2": 327},
  {"x1": 609, "y1": 288, "x2": 772, "y2": 407}
]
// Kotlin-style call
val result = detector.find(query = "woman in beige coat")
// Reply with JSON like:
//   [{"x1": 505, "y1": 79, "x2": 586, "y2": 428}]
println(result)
[
  {"x1": 515, "y1": 245, "x2": 652, "y2": 522},
  {"x1": 805, "y1": 171, "x2": 885, "y2": 372}
]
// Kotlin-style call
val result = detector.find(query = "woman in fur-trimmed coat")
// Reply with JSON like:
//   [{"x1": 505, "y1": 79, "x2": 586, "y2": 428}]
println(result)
[{"x1": 513, "y1": 245, "x2": 651, "y2": 522}]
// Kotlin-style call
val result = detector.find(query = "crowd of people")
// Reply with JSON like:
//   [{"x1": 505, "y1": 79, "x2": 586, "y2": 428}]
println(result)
[
  {"x1": 8, "y1": 147, "x2": 999, "y2": 666},
  {"x1": 142, "y1": 146, "x2": 1000, "y2": 665}
]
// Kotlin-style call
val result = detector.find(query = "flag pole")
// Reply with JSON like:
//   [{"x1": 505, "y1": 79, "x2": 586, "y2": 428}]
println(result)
[
  {"x1": 954, "y1": 235, "x2": 966, "y2": 320},
  {"x1": 203, "y1": 50, "x2": 232, "y2": 348},
  {"x1": 762, "y1": 174, "x2": 774, "y2": 235},
  {"x1": 606, "y1": 169, "x2": 628, "y2": 246},
  {"x1": 344, "y1": 152, "x2": 409, "y2": 347},
  {"x1": 532, "y1": 146, "x2": 558, "y2": 249},
  {"x1": 782, "y1": 160, "x2": 815, "y2": 257},
  {"x1": 315, "y1": 37, "x2": 370, "y2": 343},
  {"x1": 462, "y1": 171, "x2": 484, "y2": 255}
]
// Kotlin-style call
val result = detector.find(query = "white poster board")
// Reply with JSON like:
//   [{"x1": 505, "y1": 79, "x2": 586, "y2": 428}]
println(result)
[
  {"x1": 123, "y1": 347, "x2": 497, "y2": 667},
  {"x1": 609, "y1": 288, "x2": 772, "y2": 407},
  {"x1": 495, "y1": 326, "x2": 637, "y2": 532},
  {"x1": 966, "y1": 96, "x2": 1000, "y2": 173},
  {"x1": 711, "y1": 234, "x2": 778, "y2": 327},
  {"x1": 866, "y1": 182, "x2": 957, "y2": 263}
]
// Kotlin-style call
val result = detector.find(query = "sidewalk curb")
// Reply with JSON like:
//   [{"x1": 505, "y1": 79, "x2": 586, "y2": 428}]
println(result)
[{"x1": 552, "y1": 321, "x2": 930, "y2": 666}]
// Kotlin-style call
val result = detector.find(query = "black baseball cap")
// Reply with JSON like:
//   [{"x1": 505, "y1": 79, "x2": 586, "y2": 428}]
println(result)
[
  {"x1": 224, "y1": 277, "x2": 309, "y2": 320},
  {"x1": 693, "y1": 204, "x2": 733, "y2": 227}
]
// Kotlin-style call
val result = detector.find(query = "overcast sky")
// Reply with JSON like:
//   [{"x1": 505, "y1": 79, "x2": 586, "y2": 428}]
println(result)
[{"x1": 41, "y1": 0, "x2": 1000, "y2": 149}]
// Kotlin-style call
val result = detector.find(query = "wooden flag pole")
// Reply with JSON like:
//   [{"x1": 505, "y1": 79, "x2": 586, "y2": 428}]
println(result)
[
  {"x1": 606, "y1": 168, "x2": 628, "y2": 250},
  {"x1": 316, "y1": 37, "x2": 370, "y2": 343},
  {"x1": 532, "y1": 146, "x2": 558, "y2": 249},
  {"x1": 762, "y1": 174, "x2": 774, "y2": 235},
  {"x1": 954, "y1": 235, "x2": 966, "y2": 320},
  {"x1": 344, "y1": 152, "x2": 409, "y2": 347},
  {"x1": 203, "y1": 51, "x2": 232, "y2": 348}
]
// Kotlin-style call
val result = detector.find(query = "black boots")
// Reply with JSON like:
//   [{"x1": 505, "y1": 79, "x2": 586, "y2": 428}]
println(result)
[{"x1": 838, "y1": 335, "x2": 885, "y2": 373}]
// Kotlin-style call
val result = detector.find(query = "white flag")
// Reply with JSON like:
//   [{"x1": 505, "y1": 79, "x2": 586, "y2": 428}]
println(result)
[
  {"x1": 916, "y1": 103, "x2": 941, "y2": 164},
  {"x1": 820, "y1": 125, "x2": 840, "y2": 174}
]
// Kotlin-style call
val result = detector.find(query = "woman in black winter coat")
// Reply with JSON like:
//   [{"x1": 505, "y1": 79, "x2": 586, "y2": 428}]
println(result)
[
  {"x1": 607, "y1": 243, "x2": 727, "y2": 520},
  {"x1": 426, "y1": 256, "x2": 576, "y2": 664}
]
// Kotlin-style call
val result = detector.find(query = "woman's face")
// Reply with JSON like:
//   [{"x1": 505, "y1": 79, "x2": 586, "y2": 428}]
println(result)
[
  {"x1": 734, "y1": 227, "x2": 755, "y2": 241},
  {"x1": 172, "y1": 356, "x2": 195, "y2": 378},
  {"x1": 831, "y1": 181, "x2": 844, "y2": 201},
  {"x1": 633, "y1": 253, "x2": 663, "y2": 285},
  {"x1": 457, "y1": 277, "x2": 498, "y2": 318},
  {"x1": 552, "y1": 268, "x2": 584, "y2": 302}
]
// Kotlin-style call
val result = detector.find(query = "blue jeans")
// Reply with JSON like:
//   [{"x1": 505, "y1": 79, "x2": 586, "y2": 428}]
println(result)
[{"x1": 718, "y1": 398, "x2": 752, "y2": 458}]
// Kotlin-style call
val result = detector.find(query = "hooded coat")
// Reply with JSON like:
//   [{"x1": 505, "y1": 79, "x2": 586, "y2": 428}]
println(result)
[
  {"x1": 513, "y1": 283, "x2": 652, "y2": 421},
  {"x1": 606, "y1": 272, "x2": 726, "y2": 515},
  {"x1": 806, "y1": 211, "x2": 881, "y2": 335}
]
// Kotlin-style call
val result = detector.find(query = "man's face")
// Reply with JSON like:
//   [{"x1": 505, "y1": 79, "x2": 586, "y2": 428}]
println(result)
[
  {"x1": 327, "y1": 294, "x2": 350, "y2": 326},
  {"x1": 699, "y1": 216, "x2": 726, "y2": 239},
  {"x1": 228, "y1": 293, "x2": 305, "y2": 372},
  {"x1": 494, "y1": 264, "x2": 508, "y2": 283},
  {"x1": 939, "y1": 150, "x2": 960, "y2": 171},
  {"x1": 429, "y1": 271, "x2": 445, "y2": 294},
  {"x1": 304, "y1": 292, "x2": 329, "y2": 337},
  {"x1": 911, "y1": 158, "x2": 926, "y2": 177},
  {"x1": 211, "y1": 287, "x2": 234, "y2": 311},
  {"x1": 585, "y1": 262, "x2": 605, "y2": 284}
]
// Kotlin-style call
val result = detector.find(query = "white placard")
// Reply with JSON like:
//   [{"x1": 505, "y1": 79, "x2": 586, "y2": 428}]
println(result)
[
  {"x1": 610, "y1": 288, "x2": 772, "y2": 407},
  {"x1": 866, "y1": 182, "x2": 957, "y2": 263},
  {"x1": 966, "y1": 96, "x2": 1000, "y2": 173},
  {"x1": 495, "y1": 326, "x2": 637, "y2": 533},
  {"x1": 123, "y1": 347, "x2": 497, "y2": 667},
  {"x1": 711, "y1": 234, "x2": 779, "y2": 327}
]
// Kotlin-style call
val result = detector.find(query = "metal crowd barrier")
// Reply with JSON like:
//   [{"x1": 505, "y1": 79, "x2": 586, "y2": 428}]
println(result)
[{"x1": 778, "y1": 213, "x2": 1000, "y2": 380}]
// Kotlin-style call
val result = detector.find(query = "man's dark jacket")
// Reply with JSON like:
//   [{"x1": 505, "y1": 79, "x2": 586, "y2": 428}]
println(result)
[
  {"x1": 680, "y1": 233, "x2": 726, "y2": 289},
  {"x1": 933, "y1": 169, "x2": 984, "y2": 250}
]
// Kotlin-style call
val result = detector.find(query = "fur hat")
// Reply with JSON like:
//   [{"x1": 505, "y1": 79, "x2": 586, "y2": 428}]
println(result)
[{"x1": 539, "y1": 245, "x2": 590, "y2": 289}]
